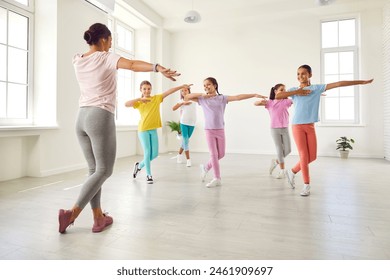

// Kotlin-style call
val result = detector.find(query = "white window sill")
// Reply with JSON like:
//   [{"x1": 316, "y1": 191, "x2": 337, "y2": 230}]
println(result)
[
  {"x1": 317, "y1": 123, "x2": 366, "y2": 127},
  {"x1": 0, "y1": 125, "x2": 59, "y2": 137}
]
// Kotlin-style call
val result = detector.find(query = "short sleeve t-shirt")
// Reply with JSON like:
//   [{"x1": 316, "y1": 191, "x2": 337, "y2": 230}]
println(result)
[
  {"x1": 179, "y1": 101, "x2": 197, "y2": 126},
  {"x1": 289, "y1": 84, "x2": 326, "y2": 125},
  {"x1": 265, "y1": 98, "x2": 293, "y2": 128},
  {"x1": 198, "y1": 95, "x2": 228, "y2": 129},
  {"x1": 73, "y1": 51, "x2": 121, "y2": 114},
  {"x1": 133, "y1": 94, "x2": 163, "y2": 132}
]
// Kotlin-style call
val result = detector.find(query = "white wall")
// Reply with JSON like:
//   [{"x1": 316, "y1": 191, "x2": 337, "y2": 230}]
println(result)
[
  {"x1": 384, "y1": 1, "x2": 390, "y2": 161},
  {"x1": 0, "y1": 0, "x2": 386, "y2": 182},
  {"x1": 0, "y1": 0, "x2": 151, "y2": 181},
  {"x1": 167, "y1": 4, "x2": 385, "y2": 159}
]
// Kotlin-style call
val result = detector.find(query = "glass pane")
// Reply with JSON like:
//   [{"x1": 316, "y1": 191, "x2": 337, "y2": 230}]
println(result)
[
  {"x1": 340, "y1": 74, "x2": 353, "y2": 80},
  {"x1": 324, "y1": 87, "x2": 339, "y2": 97},
  {"x1": 324, "y1": 97, "x2": 339, "y2": 120},
  {"x1": 339, "y1": 52, "x2": 354, "y2": 74},
  {"x1": 116, "y1": 69, "x2": 133, "y2": 123},
  {"x1": 339, "y1": 74, "x2": 355, "y2": 97},
  {"x1": 324, "y1": 53, "x2": 339, "y2": 75},
  {"x1": 0, "y1": 82, "x2": 6, "y2": 118},
  {"x1": 340, "y1": 86, "x2": 354, "y2": 97},
  {"x1": 324, "y1": 74, "x2": 339, "y2": 84},
  {"x1": 340, "y1": 97, "x2": 354, "y2": 120},
  {"x1": 0, "y1": 44, "x2": 6, "y2": 81},
  {"x1": 322, "y1": 21, "x2": 338, "y2": 48},
  {"x1": 117, "y1": 24, "x2": 132, "y2": 52},
  {"x1": 14, "y1": 0, "x2": 29, "y2": 6},
  {"x1": 7, "y1": 83, "x2": 27, "y2": 118},
  {"x1": 339, "y1": 19, "x2": 355, "y2": 47},
  {"x1": 8, "y1": 11, "x2": 28, "y2": 50},
  {"x1": 0, "y1": 7, "x2": 6, "y2": 44},
  {"x1": 8, "y1": 47, "x2": 27, "y2": 84}
]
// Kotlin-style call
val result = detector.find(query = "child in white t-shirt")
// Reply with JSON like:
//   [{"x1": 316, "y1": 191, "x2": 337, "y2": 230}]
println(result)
[{"x1": 172, "y1": 86, "x2": 197, "y2": 167}]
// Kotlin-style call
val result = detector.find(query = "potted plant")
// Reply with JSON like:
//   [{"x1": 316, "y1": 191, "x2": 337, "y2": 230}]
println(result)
[
  {"x1": 336, "y1": 136, "x2": 355, "y2": 159},
  {"x1": 166, "y1": 120, "x2": 182, "y2": 140}
]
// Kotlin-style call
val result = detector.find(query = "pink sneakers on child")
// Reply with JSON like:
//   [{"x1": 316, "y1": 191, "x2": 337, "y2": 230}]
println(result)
[{"x1": 92, "y1": 213, "x2": 113, "y2": 233}]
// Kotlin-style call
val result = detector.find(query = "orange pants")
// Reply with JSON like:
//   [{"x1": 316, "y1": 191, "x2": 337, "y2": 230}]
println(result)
[{"x1": 292, "y1": 123, "x2": 317, "y2": 184}]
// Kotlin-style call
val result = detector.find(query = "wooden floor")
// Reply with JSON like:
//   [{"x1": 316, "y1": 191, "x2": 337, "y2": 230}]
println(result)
[{"x1": 0, "y1": 153, "x2": 389, "y2": 260}]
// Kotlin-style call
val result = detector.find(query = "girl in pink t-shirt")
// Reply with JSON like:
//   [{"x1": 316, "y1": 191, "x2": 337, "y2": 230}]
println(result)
[
  {"x1": 255, "y1": 84, "x2": 293, "y2": 179},
  {"x1": 185, "y1": 77, "x2": 266, "y2": 187}
]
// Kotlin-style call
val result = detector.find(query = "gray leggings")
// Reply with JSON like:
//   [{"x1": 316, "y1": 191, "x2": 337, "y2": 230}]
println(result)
[
  {"x1": 270, "y1": 127, "x2": 291, "y2": 164},
  {"x1": 75, "y1": 107, "x2": 116, "y2": 209}
]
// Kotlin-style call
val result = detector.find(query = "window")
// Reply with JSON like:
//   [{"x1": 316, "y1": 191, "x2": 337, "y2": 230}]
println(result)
[
  {"x1": 0, "y1": 0, "x2": 33, "y2": 125},
  {"x1": 320, "y1": 18, "x2": 359, "y2": 124},
  {"x1": 108, "y1": 18, "x2": 139, "y2": 126}
]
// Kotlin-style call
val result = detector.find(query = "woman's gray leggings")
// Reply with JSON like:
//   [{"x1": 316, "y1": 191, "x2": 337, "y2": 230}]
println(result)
[
  {"x1": 270, "y1": 127, "x2": 291, "y2": 164},
  {"x1": 75, "y1": 107, "x2": 116, "y2": 210}
]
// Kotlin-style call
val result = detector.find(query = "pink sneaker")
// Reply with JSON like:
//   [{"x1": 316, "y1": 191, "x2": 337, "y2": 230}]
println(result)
[
  {"x1": 58, "y1": 209, "x2": 73, "y2": 234},
  {"x1": 92, "y1": 213, "x2": 113, "y2": 233}
]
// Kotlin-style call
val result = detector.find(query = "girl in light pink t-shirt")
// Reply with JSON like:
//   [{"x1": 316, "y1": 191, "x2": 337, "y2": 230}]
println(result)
[
  {"x1": 185, "y1": 77, "x2": 266, "y2": 188},
  {"x1": 255, "y1": 84, "x2": 293, "y2": 179}
]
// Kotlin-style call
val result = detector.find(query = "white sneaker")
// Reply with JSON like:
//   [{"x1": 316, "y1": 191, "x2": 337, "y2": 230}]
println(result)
[
  {"x1": 200, "y1": 164, "x2": 208, "y2": 182},
  {"x1": 176, "y1": 154, "x2": 183, "y2": 164},
  {"x1": 300, "y1": 184, "x2": 311, "y2": 196},
  {"x1": 186, "y1": 159, "x2": 191, "y2": 167},
  {"x1": 274, "y1": 169, "x2": 285, "y2": 179},
  {"x1": 206, "y1": 178, "x2": 222, "y2": 187},
  {"x1": 286, "y1": 169, "x2": 296, "y2": 189},
  {"x1": 269, "y1": 159, "x2": 278, "y2": 175}
]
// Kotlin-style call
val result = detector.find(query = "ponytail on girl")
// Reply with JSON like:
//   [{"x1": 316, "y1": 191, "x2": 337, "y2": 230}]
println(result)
[{"x1": 269, "y1": 83, "x2": 284, "y2": 100}]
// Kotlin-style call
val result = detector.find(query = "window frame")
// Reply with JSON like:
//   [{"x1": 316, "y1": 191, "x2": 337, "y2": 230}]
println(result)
[
  {"x1": 0, "y1": 0, "x2": 34, "y2": 125},
  {"x1": 108, "y1": 17, "x2": 139, "y2": 126},
  {"x1": 320, "y1": 17, "x2": 360, "y2": 126}
]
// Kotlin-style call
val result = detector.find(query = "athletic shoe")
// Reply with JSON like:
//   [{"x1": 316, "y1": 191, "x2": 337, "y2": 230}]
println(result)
[
  {"x1": 200, "y1": 164, "x2": 208, "y2": 182},
  {"x1": 269, "y1": 159, "x2": 278, "y2": 175},
  {"x1": 58, "y1": 209, "x2": 73, "y2": 234},
  {"x1": 146, "y1": 175, "x2": 154, "y2": 184},
  {"x1": 186, "y1": 159, "x2": 192, "y2": 167},
  {"x1": 286, "y1": 169, "x2": 296, "y2": 189},
  {"x1": 300, "y1": 184, "x2": 311, "y2": 196},
  {"x1": 176, "y1": 154, "x2": 183, "y2": 164},
  {"x1": 133, "y1": 162, "x2": 140, "y2": 178},
  {"x1": 274, "y1": 169, "x2": 285, "y2": 179},
  {"x1": 206, "y1": 178, "x2": 222, "y2": 188},
  {"x1": 92, "y1": 213, "x2": 113, "y2": 233}
]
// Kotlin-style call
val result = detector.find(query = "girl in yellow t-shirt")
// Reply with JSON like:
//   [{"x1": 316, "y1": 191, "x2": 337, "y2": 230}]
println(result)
[{"x1": 125, "y1": 81, "x2": 191, "y2": 184}]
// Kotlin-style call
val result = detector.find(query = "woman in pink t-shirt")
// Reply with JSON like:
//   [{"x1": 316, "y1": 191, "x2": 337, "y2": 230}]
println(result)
[
  {"x1": 185, "y1": 77, "x2": 266, "y2": 187},
  {"x1": 58, "y1": 23, "x2": 180, "y2": 234},
  {"x1": 255, "y1": 84, "x2": 293, "y2": 179}
]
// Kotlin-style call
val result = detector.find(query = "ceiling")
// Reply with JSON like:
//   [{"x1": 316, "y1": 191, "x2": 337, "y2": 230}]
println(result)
[{"x1": 138, "y1": 0, "x2": 386, "y2": 32}]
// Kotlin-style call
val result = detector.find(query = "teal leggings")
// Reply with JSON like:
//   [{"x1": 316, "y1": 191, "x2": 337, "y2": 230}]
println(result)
[{"x1": 138, "y1": 129, "x2": 159, "y2": 176}]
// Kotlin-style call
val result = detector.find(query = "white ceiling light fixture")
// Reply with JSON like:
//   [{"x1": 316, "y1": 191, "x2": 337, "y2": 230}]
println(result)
[
  {"x1": 316, "y1": 0, "x2": 336, "y2": 5},
  {"x1": 184, "y1": 0, "x2": 201, "y2": 23}
]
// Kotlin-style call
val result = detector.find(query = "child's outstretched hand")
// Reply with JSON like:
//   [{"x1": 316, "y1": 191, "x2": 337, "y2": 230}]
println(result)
[
  {"x1": 140, "y1": 97, "x2": 152, "y2": 103},
  {"x1": 297, "y1": 88, "x2": 311, "y2": 96},
  {"x1": 255, "y1": 94, "x2": 268, "y2": 99},
  {"x1": 362, "y1": 79, "x2": 374, "y2": 84}
]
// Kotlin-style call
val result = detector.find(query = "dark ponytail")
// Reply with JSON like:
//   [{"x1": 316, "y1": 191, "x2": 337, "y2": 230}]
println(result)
[
  {"x1": 269, "y1": 83, "x2": 284, "y2": 100},
  {"x1": 83, "y1": 23, "x2": 111, "y2": 46}
]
